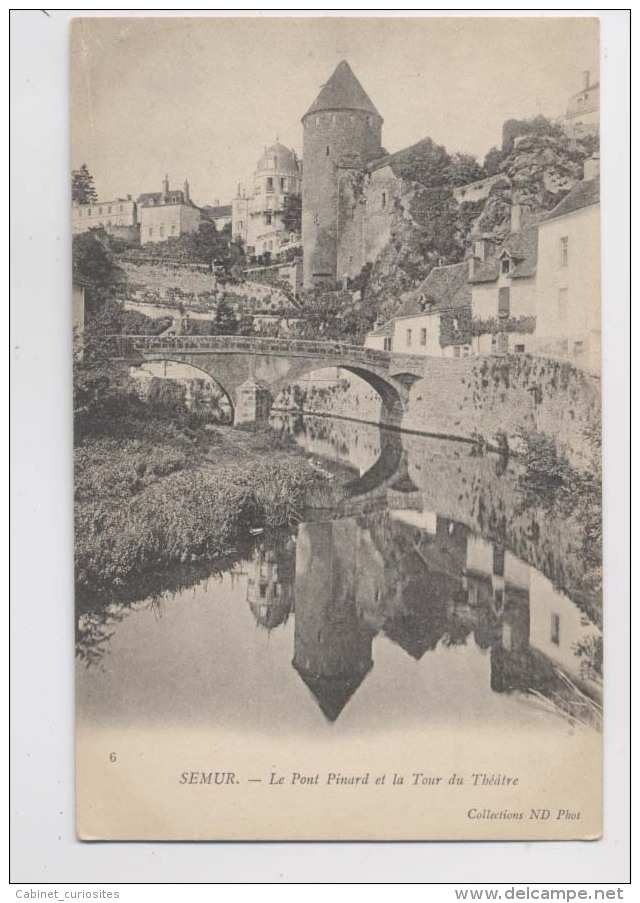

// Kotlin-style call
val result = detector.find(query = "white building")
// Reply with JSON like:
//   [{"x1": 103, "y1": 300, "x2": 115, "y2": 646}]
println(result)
[
  {"x1": 534, "y1": 157, "x2": 600, "y2": 372},
  {"x1": 467, "y1": 210, "x2": 539, "y2": 355},
  {"x1": 563, "y1": 71, "x2": 599, "y2": 139},
  {"x1": 232, "y1": 142, "x2": 302, "y2": 256},
  {"x1": 138, "y1": 176, "x2": 202, "y2": 244},
  {"x1": 72, "y1": 196, "x2": 137, "y2": 234}
]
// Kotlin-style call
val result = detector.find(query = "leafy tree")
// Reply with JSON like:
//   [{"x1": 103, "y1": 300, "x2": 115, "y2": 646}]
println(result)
[
  {"x1": 483, "y1": 146, "x2": 505, "y2": 176},
  {"x1": 443, "y1": 152, "x2": 483, "y2": 187},
  {"x1": 72, "y1": 164, "x2": 98, "y2": 205},
  {"x1": 282, "y1": 194, "x2": 302, "y2": 234}
]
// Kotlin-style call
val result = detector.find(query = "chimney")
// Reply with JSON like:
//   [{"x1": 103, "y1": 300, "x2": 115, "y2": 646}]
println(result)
[
  {"x1": 583, "y1": 70, "x2": 590, "y2": 90},
  {"x1": 473, "y1": 236, "x2": 494, "y2": 262},
  {"x1": 162, "y1": 174, "x2": 169, "y2": 201},
  {"x1": 583, "y1": 153, "x2": 600, "y2": 181},
  {"x1": 183, "y1": 179, "x2": 190, "y2": 203},
  {"x1": 510, "y1": 203, "x2": 523, "y2": 234}
]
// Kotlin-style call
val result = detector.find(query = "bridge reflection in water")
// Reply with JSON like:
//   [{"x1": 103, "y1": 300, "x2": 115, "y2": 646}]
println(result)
[{"x1": 76, "y1": 409, "x2": 602, "y2": 734}]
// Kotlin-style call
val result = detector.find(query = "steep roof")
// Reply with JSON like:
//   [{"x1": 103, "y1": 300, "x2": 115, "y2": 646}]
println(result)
[
  {"x1": 303, "y1": 60, "x2": 381, "y2": 120},
  {"x1": 202, "y1": 204, "x2": 232, "y2": 220},
  {"x1": 368, "y1": 137, "x2": 441, "y2": 178},
  {"x1": 543, "y1": 176, "x2": 599, "y2": 222},
  {"x1": 468, "y1": 224, "x2": 539, "y2": 284},
  {"x1": 400, "y1": 261, "x2": 471, "y2": 314},
  {"x1": 138, "y1": 190, "x2": 189, "y2": 207}
]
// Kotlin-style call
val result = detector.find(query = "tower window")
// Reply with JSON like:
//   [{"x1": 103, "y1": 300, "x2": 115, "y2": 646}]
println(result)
[
  {"x1": 381, "y1": 192, "x2": 387, "y2": 209},
  {"x1": 326, "y1": 146, "x2": 330, "y2": 156},
  {"x1": 266, "y1": 177, "x2": 273, "y2": 192},
  {"x1": 280, "y1": 177, "x2": 286, "y2": 191}
]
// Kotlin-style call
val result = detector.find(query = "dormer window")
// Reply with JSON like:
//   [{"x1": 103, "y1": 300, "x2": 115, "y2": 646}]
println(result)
[{"x1": 501, "y1": 256, "x2": 511, "y2": 274}]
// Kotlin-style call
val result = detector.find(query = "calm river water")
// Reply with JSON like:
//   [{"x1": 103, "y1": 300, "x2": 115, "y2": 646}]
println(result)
[{"x1": 76, "y1": 413, "x2": 602, "y2": 736}]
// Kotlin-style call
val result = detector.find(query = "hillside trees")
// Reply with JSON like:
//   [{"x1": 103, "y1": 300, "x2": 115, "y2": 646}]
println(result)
[{"x1": 72, "y1": 164, "x2": 98, "y2": 205}]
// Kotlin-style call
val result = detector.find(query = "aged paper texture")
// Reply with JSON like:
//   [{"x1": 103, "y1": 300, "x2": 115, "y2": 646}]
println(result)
[{"x1": 72, "y1": 15, "x2": 602, "y2": 841}]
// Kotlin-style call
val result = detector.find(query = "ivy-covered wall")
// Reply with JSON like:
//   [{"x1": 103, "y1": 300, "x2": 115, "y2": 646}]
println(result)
[{"x1": 403, "y1": 355, "x2": 600, "y2": 471}]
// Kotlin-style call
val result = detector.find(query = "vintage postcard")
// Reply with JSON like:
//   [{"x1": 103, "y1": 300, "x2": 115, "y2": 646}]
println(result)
[{"x1": 72, "y1": 15, "x2": 603, "y2": 841}]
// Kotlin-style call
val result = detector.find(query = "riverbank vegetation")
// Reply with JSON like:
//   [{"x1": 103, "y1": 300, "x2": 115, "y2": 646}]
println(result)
[{"x1": 74, "y1": 360, "x2": 326, "y2": 593}]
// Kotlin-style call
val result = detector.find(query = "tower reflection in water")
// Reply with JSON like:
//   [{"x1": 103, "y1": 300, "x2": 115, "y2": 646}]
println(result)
[{"x1": 246, "y1": 510, "x2": 602, "y2": 727}]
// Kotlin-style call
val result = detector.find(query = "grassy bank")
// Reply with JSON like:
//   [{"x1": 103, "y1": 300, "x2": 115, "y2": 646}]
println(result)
[{"x1": 75, "y1": 411, "x2": 325, "y2": 592}]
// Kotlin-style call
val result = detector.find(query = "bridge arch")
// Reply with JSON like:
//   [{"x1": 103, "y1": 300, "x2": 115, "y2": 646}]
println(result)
[{"x1": 128, "y1": 358, "x2": 235, "y2": 423}]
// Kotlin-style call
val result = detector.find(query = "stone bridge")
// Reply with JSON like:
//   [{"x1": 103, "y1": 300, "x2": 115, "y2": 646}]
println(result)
[{"x1": 106, "y1": 335, "x2": 427, "y2": 429}]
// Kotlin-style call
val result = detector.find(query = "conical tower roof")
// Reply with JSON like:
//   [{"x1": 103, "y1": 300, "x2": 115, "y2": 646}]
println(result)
[
  {"x1": 295, "y1": 669, "x2": 372, "y2": 722},
  {"x1": 303, "y1": 60, "x2": 382, "y2": 121}
]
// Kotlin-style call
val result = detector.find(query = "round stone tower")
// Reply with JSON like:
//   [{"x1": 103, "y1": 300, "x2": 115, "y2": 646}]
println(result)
[{"x1": 301, "y1": 61, "x2": 383, "y2": 290}]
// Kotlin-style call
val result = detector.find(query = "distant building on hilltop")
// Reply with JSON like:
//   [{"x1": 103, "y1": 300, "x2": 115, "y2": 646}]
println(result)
[
  {"x1": 72, "y1": 195, "x2": 138, "y2": 241},
  {"x1": 563, "y1": 70, "x2": 599, "y2": 139},
  {"x1": 232, "y1": 143, "x2": 302, "y2": 257},
  {"x1": 137, "y1": 175, "x2": 202, "y2": 244}
]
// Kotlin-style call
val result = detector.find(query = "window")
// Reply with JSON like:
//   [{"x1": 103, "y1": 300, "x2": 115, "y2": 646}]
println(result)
[
  {"x1": 148, "y1": 228, "x2": 153, "y2": 237},
  {"x1": 237, "y1": 220, "x2": 243, "y2": 231},
  {"x1": 108, "y1": 206, "x2": 112, "y2": 214},
  {"x1": 315, "y1": 116, "x2": 320, "y2": 126},
  {"x1": 559, "y1": 236, "x2": 569, "y2": 267},
  {"x1": 501, "y1": 256, "x2": 511, "y2": 274},
  {"x1": 367, "y1": 116, "x2": 372, "y2": 126},
  {"x1": 98, "y1": 207, "x2": 103, "y2": 214},
  {"x1": 265, "y1": 214, "x2": 272, "y2": 226},
  {"x1": 331, "y1": 114, "x2": 336, "y2": 126},
  {"x1": 498, "y1": 286, "x2": 510, "y2": 317},
  {"x1": 266, "y1": 177, "x2": 273, "y2": 192},
  {"x1": 453, "y1": 346, "x2": 461, "y2": 358},
  {"x1": 280, "y1": 178, "x2": 286, "y2": 191},
  {"x1": 406, "y1": 329, "x2": 412, "y2": 347},
  {"x1": 87, "y1": 208, "x2": 91, "y2": 216},
  {"x1": 573, "y1": 340, "x2": 584, "y2": 356},
  {"x1": 171, "y1": 225, "x2": 176, "y2": 235},
  {"x1": 462, "y1": 346, "x2": 470, "y2": 358},
  {"x1": 381, "y1": 192, "x2": 387, "y2": 209},
  {"x1": 493, "y1": 548, "x2": 505, "y2": 577},
  {"x1": 577, "y1": 97, "x2": 585, "y2": 109},
  {"x1": 420, "y1": 327, "x2": 427, "y2": 346},
  {"x1": 557, "y1": 287, "x2": 568, "y2": 321},
  {"x1": 119, "y1": 205, "x2": 124, "y2": 213},
  {"x1": 515, "y1": 344, "x2": 525, "y2": 353},
  {"x1": 383, "y1": 337, "x2": 392, "y2": 351},
  {"x1": 269, "y1": 241, "x2": 273, "y2": 251},
  {"x1": 78, "y1": 209, "x2": 82, "y2": 217},
  {"x1": 159, "y1": 226, "x2": 165, "y2": 238},
  {"x1": 326, "y1": 146, "x2": 330, "y2": 156},
  {"x1": 550, "y1": 614, "x2": 560, "y2": 646}
]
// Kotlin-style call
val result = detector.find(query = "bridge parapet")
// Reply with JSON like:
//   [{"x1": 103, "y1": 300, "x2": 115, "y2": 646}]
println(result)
[{"x1": 98, "y1": 334, "x2": 394, "y2": 369}]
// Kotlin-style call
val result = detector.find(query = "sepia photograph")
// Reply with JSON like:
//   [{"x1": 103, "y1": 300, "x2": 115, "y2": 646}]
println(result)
[{"x1": 69, "y1": 15, "x2": 605, "y2": 842}]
